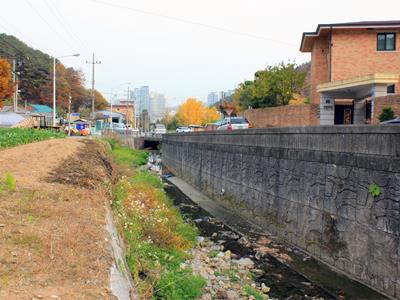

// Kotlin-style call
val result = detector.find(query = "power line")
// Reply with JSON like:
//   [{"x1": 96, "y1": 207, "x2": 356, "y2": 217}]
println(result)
[
  {"x1": 44, "y1": 0, "x2": 88, "y2": 49},
  {"x1": 24, "y1": 0, "x2": 77, "y2": 53},
  {"x1": 88, "y1": 0, "x2": 297, "y2": 48},
  {"x1": 0, "y1": 18, "x2": 30, "y2": 44}
]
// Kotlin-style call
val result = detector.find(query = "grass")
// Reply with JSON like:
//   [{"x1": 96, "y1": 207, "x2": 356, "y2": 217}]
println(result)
[
  {"x1": 0, "y1": 172, "x2": 16, "y2": 192},
  {"x1": 243, "y1": 284, "x2": 266, "y2": 300},
  {"x1": 10, "y1": 233, "x2": 44, "y2": 253},
  {"x1": 0, "y1": 128, "x2": 65, "y2": 149},
  {"x1": 108, "y1": 139, "x2": 206, "y2": 299},
  {"x1": 155, "y1": 269, "x2": 206, "y2": 300},
  {"x1": 223, "y1": 268, "x2": 240, "y2": 283},
  {"x1": 209, "y1": 250, "x2": 219, "y2": 258},
  {"x1": 105, "y1": 137, "x2": 149, "y2": 168}
]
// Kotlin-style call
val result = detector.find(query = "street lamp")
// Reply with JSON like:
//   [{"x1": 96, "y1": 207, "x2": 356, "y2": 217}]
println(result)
[{"x1": 53, "y1": 53, "x2": 80, "y2": 126}]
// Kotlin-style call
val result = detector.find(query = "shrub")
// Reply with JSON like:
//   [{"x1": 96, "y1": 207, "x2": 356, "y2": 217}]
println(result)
[{"x1": 378, "y1": 107, "x2": 395, "y2": 122}]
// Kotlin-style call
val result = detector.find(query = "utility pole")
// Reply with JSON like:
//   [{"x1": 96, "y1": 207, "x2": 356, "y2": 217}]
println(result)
[
  {"x1": 68, "y1": 94, "x2": 72, "y2": 137},
  {"x1": 110, "y1": 94, "x2": 113, "y2": 131},
  {"x1": 12, "y1": 59, "x2": 17, "y2": 112},
  {"x1": 53, "y1": 56, "x2": 56, "y2": 126},
  {"x1": 86, "y1": 53, "x2": 101, "y2": 118},
  {"x1": 126, "y1": 85, "x2": 131, "y2": 127}
]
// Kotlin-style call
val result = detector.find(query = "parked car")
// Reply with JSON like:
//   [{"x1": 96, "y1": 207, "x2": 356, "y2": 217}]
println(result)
[
  {"x1": 112, "y1": 123, "x2": 127, "y2": 130},
  {"x1": 188, "y1": 124, "x2": 204, "y2": 132},
  {"x1": 176, "y1": 126, "x2": 191, "y2": 133},
  {"x1": 217, "y1": 117, "x2": 251, "y2": 130},
  {"x1": 381, "y1": 117, "x2": 400, "y2": 124},
  {"x1": 154, "y1": 123, "x2": 167, "y2": 134}
]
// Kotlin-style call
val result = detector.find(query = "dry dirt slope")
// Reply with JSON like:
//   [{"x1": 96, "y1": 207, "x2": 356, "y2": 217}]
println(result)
[{"x1": 0, "y1": 138, "x2": 116, "y2": 299}]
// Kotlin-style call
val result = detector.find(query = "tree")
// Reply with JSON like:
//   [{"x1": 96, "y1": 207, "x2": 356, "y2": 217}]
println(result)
[
  {"x1": 233, "y1": 81, "x2": 256, "y2": 110},
  {"x1": 0, "y1": 57, "x2": 15, "y2": 108},
  {"x1": 94, "y1": 90, "x2": 108, "y2": 110},
  {"x1": 176, "y1": 98, "x2": 220, "y2": 126},
  {"x1": 203, "y1": 106, "x2": 220, "y2": 124},
  {"x1": 378, "y1": 107, "x2": 396, "y2": 122},
  {"x1": 161, "y1": 111, "x2": 178, "y2": 130},
  {"x1": 219, "y1": 100, "x2": 238, "y2": 117},
  {"x1": 234, "y1": 62, "x2": 306, "y2": 110}
]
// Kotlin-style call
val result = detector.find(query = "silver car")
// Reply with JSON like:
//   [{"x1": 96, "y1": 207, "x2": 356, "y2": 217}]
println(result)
[
  {"x1": 217, "y1": 117, "x2": 251, "y2": 130},
  {"x1": 176, "y1": 126, "x2": 191, "y2": 133}
]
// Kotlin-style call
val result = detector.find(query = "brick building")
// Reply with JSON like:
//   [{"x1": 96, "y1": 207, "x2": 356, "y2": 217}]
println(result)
[
  {"x1": 111, "y1": 100, "x2": 135, "y2": 126},
  {"x1": 300, "y1": 21, "x2": 400, "y2": 124}
]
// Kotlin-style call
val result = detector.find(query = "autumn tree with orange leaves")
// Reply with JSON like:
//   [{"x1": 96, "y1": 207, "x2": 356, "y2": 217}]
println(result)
[
  {"x1": 0, "y1": 58, "x2": 15, "y2": 108},
  {"x1": 176, "y1": 98, "x2": 220, "y2": 126}
]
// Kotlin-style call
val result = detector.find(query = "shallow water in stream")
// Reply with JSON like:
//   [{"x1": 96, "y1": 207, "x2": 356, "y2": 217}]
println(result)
[
  {"x1": 165, "y1": 185, "x2": 335, "y2": 299},
  {"x1": 163, "y1": 183, "x2": 388, "y2": 300}
]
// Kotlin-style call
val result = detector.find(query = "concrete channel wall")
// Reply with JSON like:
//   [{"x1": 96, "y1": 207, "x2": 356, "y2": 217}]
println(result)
[{"x1": 162, "y1": 125, "x2": 400, "y2": 298}]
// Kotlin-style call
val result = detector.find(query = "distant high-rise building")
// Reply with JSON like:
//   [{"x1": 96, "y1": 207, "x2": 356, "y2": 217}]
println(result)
[
  {"x1": 150, "y1": 92, "x2": 166, "y2": 123},
  {"x1": 207, "y1": 89, "x2": 235, "y2": 106},
  {"x1": 207, "y1": 92, "x2": 220, "y2": 106},
  {"x1": 225, "y1": 90, "x2": 234, "y2": 98},
  {"x1": 133, "y1": 86, "x2": 150, "y2": 114}
]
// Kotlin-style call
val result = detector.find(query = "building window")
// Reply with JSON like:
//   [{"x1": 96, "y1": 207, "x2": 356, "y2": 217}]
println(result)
[
  {"x1": 387, "y1": 84, "x2": 396, "y2": 94},
  {"x1": 377, "y1": 33, "x2": 396, "y2": 51}
]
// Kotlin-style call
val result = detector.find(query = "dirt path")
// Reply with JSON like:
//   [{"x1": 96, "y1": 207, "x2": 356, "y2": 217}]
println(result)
[
  {"x1": 0, "y1": 139, "x2": 82, "y2": 188},
  {"x1": 0, "y1": 138, "x2": 116, "y2": 299}
]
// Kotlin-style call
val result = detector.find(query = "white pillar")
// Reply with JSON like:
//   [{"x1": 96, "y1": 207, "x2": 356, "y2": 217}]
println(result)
[
  {"x1": 320, "y1": 93, "x2": 335, "y2": 125},
  {"x1": 371, "y1": 84, "x2": 388, "y2": 122},
  {"x1": 353, "y1": 99, "x2": 366, "y2": 124}
]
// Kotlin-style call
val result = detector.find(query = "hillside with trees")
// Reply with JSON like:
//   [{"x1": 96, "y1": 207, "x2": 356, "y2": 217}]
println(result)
[{"x1": 0, "y1": 33, "x2": 107, "y2": 112}]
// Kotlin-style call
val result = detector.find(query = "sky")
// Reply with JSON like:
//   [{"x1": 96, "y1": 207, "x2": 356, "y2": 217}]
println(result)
[{"x1": 0, "y1": 0, "x2": 399, "y2": 106}]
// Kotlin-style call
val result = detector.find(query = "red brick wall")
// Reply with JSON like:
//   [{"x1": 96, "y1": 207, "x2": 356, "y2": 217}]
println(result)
[
  {"x1": 310, "y1": 36, "x2": 330, "y2": 104},
  {"x1": 372, "y1": 94, "x2": 400, "y2": 124},
  {"x1": 241, "y1": 104, "x2": 319, "y2": 128},
  {"x1": 332, "y1": 29, "x2": 400, "y2": 85}
]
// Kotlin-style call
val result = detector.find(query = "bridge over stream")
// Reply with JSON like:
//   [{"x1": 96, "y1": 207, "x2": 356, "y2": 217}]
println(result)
[{"x1": 102, "y1": 129, "x2": 162, "y2": 150}]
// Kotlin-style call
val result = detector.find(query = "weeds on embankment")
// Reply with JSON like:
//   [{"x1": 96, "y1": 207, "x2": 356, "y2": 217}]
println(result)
[
  {"x1": 108, "y1": 139, "x2": 206, "y2": 299},
  {"x1": 0, "y1": 128, "x2": 65, "y2": 149},
  {"x1": 107, "y1": 137, "x2": 149, "y2": 167},
  {"x1": 0, "y1": 172, "x2": 16, "y2": 192}
]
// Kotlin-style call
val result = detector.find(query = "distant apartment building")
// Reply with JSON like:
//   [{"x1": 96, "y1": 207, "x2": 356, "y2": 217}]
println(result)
[
  {"x1": 150, "y1": 92, "x2": 166, "y2": 123},
  {"x1": 207, "y1": 89, "x2": 235, "y2": 106},
  {"x1": 133, "y1": 86, "x2": 150, "y2": 114},
  {"x1": 300, "y1": 20, "x2": 400, "y2": 125},
  {"x1": 207, "y1": 92, "x2": 220, "y2": 106}
]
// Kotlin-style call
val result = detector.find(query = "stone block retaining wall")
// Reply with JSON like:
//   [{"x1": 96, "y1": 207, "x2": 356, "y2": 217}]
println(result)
[{"x1": 163, "y1": 126, "x2": 400, "y2": 298}]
